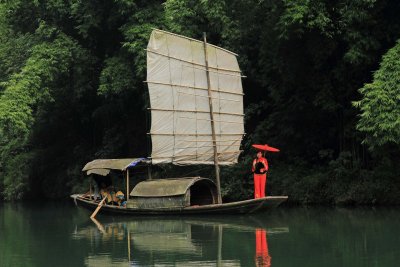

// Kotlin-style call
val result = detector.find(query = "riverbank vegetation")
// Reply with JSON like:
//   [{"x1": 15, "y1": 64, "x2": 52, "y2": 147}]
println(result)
[{"x1": 0, "y1": 0, "x2": 399, "y2": 204}]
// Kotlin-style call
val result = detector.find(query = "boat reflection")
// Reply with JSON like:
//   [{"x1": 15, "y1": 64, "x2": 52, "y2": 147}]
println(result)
[{"x1": 73, "y1": 216, "x2": 288, "y2": 266}]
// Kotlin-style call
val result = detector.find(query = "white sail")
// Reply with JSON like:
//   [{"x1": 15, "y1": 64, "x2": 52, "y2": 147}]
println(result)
[{"x1": 146, "y1": 29, "x2": 244, "y2": 165}]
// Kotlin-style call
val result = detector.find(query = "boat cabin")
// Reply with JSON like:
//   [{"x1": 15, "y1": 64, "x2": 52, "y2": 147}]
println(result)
[{"x1": 129, "y1": 177, "x2": 218, "y2": 209}]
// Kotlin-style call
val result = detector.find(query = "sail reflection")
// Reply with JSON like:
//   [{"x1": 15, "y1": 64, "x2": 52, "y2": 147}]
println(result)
[{"x1": 73, "y1": 216, "x2": 288, "y2": 266}]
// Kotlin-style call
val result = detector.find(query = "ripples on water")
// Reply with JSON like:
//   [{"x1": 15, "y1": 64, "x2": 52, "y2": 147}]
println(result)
[{"x1": 1, "y1": 202, "x2": 400, "y2": 267}]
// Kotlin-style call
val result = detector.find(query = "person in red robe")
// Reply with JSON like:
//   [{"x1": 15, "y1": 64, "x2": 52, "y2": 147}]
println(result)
[{"x1": 252, "y1": 151, "x2": 268, "y2": 198}]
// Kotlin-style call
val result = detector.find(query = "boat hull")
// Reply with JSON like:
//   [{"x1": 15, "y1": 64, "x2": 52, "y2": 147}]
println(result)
[{"x1": 71, "y1": 194, "x2": 288, "y2": 215}]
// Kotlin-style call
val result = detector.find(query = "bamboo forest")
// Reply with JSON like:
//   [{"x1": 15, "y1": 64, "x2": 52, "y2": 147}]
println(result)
[{"x1": 0, "y1": 0, "x2": 399, "y2": 205}]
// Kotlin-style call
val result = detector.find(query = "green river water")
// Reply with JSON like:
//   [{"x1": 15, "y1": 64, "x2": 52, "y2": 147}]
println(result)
[{"x1": 1, "y1": 202, "x2": 399, "y2": 267}]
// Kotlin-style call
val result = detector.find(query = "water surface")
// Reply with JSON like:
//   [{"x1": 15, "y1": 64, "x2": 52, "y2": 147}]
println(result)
[{"x1": 1, "y1": 202, "x2": 399, "y2": 266}]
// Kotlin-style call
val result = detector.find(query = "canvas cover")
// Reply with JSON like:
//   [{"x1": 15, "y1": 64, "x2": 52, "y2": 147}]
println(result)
[
  {"x1": 130, "y1": 177, "x2": 216, "y2": 197},
  {"x1": 86, "y1": 168, "x2": 110, "y2": 176},
  {"x1": 147, "y1": 29, "x2": 244, "y2": 165},
  {"x1": 82, "y1": 158, "x2": 147, "y2": 174}
]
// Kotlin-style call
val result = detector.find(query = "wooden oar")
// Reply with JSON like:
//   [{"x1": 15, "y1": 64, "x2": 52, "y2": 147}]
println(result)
[{"x1": 90, "y1": 197, "x2": 106, "y2": 219}]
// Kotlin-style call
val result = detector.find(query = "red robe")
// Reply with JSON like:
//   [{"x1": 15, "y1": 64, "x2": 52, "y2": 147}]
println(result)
[{"x1": 252, "y1": 157, "x2": 268, "y2": 198}]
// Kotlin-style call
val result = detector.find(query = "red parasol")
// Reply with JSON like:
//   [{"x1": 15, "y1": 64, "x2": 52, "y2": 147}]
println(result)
[{"x1": 252, "y1": 144, "x2": 280, "y2": 152}]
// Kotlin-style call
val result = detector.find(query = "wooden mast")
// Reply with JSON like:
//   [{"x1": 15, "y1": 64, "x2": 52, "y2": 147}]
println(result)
[
  {"x1": 126, "y1": 169, "x2": 130, "y2": 200},
  {"x1": 203, "y1": 32, "x2": 222, "y2": 204}
]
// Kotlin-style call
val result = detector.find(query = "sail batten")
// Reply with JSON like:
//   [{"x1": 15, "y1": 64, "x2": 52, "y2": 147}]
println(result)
[
  {"x1": 146, "y1": 49, "x2": 241, "y2": 73},
  {"x1": 149, "y1": 133, "x2": 244, "y2": 136},
  {"x1": 145, "y1": 81, "x2": 244, "y2": 96},
  {"x1": 148, "y1": 108, "x2": 244, "y2": 116},
  {"x1": 147, "y1": 29, "x2": 244, "y2": 165}
]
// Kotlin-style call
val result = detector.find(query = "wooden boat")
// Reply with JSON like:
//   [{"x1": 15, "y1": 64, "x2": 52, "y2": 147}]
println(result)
[
  {"x1": 71, "y1": 29, "x2": 288, "y2": 215},
  {"x1": 73, "y1": 194, "x2": 287, "y2": 215}
]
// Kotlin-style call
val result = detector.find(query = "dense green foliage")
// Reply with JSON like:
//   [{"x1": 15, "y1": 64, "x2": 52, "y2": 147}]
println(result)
[
  {"x1": 354, "y1": 40, "x2": 400, "y2": 148},
  {"x1": 0, "y1": 0, "x2": 399, "y2": 204}
]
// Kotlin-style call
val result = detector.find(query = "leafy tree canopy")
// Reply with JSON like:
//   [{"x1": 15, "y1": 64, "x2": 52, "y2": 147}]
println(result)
[{"x1": 354, "y1": 40, "x2": 400, "y2": 148}]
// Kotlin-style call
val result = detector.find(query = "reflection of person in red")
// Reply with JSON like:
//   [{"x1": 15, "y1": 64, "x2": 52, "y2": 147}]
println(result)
[
  {"x1": 252, "y1": 151, "x2": 268, "y2": 198},
  {"x1": 255, "y1": 229, "x2": 271, "y2": 267}
]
